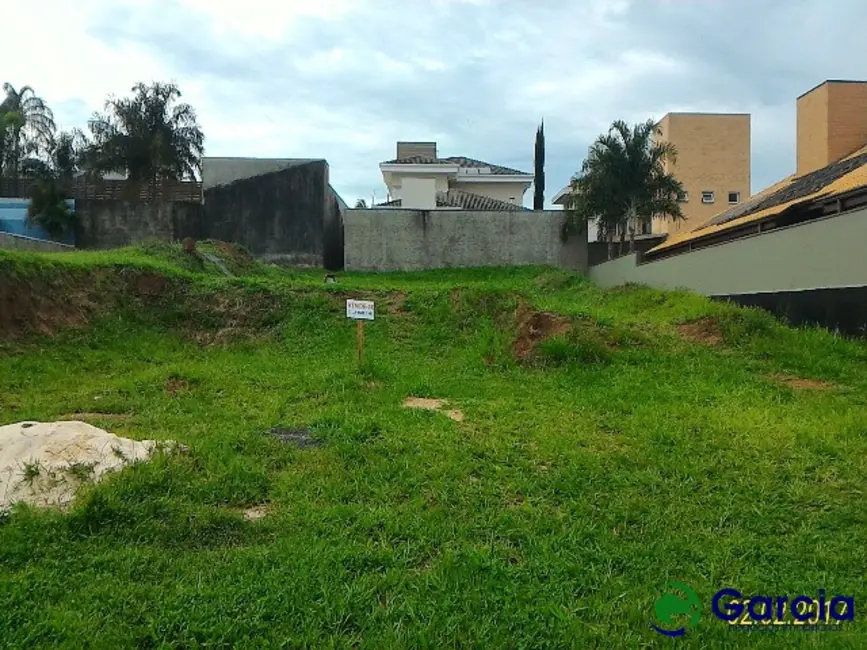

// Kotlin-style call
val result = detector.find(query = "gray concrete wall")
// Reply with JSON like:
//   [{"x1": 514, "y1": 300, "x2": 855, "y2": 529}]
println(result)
[
  {"x1": 202, "y1": 157, "x2": 319, "y2": 189},
  {"x1": 0, "y1": 232, "x2": 74, "y2": 252},
  {"x1": 589, "y1": 207, "x2": 867, "y2": 295},
  {"x1": 344, "y1": 209, "x2": 587, "y2": 272},
  {"x1": 203, "y1": 160, "x2": 336, "y2": 266},
  {"x1": 75, "y1": 200, "x2": 205, "y2": 249}
]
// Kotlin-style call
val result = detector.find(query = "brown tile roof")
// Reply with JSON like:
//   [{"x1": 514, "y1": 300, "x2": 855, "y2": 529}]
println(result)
[
  {"x1": 381, "y1": 155, "x2": 530, "y2": 176},
  {"x1": 650, "y1": 144, "x2": 867, "y2": 254},
  {"x1": 376, "y1": 188, "x2": 530, "y2": 211}
]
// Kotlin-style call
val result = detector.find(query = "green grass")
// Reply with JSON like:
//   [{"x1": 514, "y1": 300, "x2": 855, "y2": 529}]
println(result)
[{"x1": 1, "y1": 245, "x2": 866, "y2": 648}]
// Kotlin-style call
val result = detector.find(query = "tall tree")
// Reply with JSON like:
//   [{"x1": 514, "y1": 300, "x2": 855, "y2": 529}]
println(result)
[
  {"x1": 86, "y1": 82, "x2": 204, "y2": 197},
  {"x1": 0, "y1": 84, "x2": 56, "y2": 193},
  {"x1": 533, "y1": 120, "x2": 545, "y2": 210},
  {"x1": 562, "y1": 119, "x2": 686, "y2": 258}
]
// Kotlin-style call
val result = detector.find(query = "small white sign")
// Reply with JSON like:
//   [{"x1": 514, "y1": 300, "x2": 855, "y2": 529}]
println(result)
[{"x1": 346, "y1": 299, "x2": 375, "y2": 321}]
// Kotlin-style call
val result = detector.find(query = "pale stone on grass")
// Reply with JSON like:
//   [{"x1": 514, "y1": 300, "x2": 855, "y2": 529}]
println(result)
[{"x1": 0, "y1": 421, "x2": 167, "y2": 510}]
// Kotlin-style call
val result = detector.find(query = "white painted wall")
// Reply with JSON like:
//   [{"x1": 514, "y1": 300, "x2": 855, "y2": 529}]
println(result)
[
  {"x1": 387, "y1": 173, "x2": 449, "y2": 201},
  {"x1": 589, "y1": 207, "x2": 867, "y2": 295},
  {"x1": 400, "y1": 177, "x2": 437, "y2": 209}
]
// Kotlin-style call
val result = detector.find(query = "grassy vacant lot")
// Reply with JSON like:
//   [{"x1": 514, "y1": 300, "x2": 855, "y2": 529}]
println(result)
[{"x1": 1, "y1": 243, "x2": 866, "y2": 649}]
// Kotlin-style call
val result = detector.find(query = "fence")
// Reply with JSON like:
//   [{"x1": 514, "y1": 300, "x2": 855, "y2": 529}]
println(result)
[{"x1": 0, "y1": 177, "x2": 203, "y2": 203}]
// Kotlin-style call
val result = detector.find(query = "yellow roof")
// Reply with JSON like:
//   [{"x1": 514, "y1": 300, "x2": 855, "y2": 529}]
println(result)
[{"x1": 649, "y1": 143, "x2": 867, "y2": 254}]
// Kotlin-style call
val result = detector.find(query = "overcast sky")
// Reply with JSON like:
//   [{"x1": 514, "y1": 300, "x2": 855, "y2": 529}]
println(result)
[{"x1": 7, "y1": 0, "x2": 867, "y2": 206}]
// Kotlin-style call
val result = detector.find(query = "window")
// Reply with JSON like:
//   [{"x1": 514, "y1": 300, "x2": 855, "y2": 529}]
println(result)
[
  {"x1": 728, "y1": 191, "x2": 740, "y2": 204},
  {"x1": 701, "y1": 191, "x2": 715, "y2": 204},
  {"x1": 680, "y1": 192, "x2": 689, "y2": 203}
]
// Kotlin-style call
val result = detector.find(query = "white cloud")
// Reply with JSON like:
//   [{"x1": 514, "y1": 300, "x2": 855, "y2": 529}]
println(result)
[{"x1": 4, "y1": 0, "x2": 867, "y2": 204}]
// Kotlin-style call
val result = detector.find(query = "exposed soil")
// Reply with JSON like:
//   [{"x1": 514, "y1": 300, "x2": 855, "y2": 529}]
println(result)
[
  {"x1": 677, "y1": 317, "x2": 723, "y2": 346},
  {"x1": 132, "y1": 273, "x2": 167, "y2": 297},
  {"x1": 513, "y1": 305, "x2": 572, "y2": 361},
  {"x1": 0, "y1": 274, "x2": 97, "y2": 339},
  {"x1": 165, "y1": 377, "x2": 190, "y2": 396},
  {"x1": 211, "y1": 241, "x2": 255, "y2": 269},
  {"x1": 402, "y1": 397, "x2": 464, "y2": 422},
  {"x1": 240, "y1": 504, "x2": 269, "y2": 522},
  {"x1": 388, "y1": 292, "x2": 407, "y2": 315},
  {"x1": 767, "y1": 374, "x2": 837, "y2": 391}
]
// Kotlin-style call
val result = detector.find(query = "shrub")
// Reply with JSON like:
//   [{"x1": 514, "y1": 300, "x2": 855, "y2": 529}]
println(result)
[{"x1": 27, "y1": 179, "x2": 77, "y2": 239}]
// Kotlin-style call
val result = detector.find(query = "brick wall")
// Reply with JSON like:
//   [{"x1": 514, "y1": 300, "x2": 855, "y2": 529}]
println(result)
[
  {"x1": 797, "y1": 81, "x2": 867, "y2": 176},
  {"x1": 656, "y1": 113, "x2": 751, "y2": 235}
]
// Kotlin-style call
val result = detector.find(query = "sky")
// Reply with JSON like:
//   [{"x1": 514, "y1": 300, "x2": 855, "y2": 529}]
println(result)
[{"x1": 5, "y1": 0, "x2": 867, "y2": 206}]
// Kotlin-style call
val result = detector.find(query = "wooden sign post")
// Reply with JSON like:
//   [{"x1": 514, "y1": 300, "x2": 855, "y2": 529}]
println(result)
[{"x1": 345, "y1": 299, "x2": 375, "y2": 367}]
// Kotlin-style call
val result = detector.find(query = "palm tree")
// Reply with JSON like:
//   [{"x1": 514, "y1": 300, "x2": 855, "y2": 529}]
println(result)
[
  {"x1": 563, "y1": 119, "x2": 686, "y2": 258},
  {"x1": 0, "y1": 84, "x2": 56, "y2": 193},
  {"x1": 354, "y1": 198, "x2": 367, "y2": 208},
  {"x1": 86, "y1": 82, "x2": 204, "y2": 198}
]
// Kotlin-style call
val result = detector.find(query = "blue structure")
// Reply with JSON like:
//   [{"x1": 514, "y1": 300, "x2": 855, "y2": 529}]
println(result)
[{"x1": 0, "y1": 197, "x2": 76, "y2": 245}]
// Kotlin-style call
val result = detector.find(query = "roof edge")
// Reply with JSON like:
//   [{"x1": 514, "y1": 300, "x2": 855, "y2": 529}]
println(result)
[{"x1": 797, "y1": 79, "x2": 867, "y2": 100}]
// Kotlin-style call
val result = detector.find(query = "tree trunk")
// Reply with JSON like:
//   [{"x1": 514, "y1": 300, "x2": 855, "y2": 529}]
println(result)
[{"x1": 618, "y1": 226, "x2": 626, "y2": 256}]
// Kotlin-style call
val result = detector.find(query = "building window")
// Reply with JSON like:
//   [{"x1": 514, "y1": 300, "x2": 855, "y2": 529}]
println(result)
[
  {"x1": 701, "y1": 191, "x2": 715, "y2": 204},
  {"x1": 728, "y1": 191, "x2": 740, "y2": 204},
  {"x1": 680, "y1": 192, "x2": 689, "y2": 203}
]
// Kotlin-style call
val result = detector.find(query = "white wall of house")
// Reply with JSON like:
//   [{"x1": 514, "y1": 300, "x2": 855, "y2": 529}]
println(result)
[
  {"x1": 399, "y1": 177, "x2": 437, "y2": 209},
  {"x1": 387, "y1": 173, "x2": 449, "y2": 201},
  {"x1": 450, "y1": 181, "x2": 530, "y2": 205}
]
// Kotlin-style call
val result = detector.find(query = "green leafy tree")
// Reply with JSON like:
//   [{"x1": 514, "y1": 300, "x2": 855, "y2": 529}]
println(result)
[
  {"x1": 354, "y1": 198, "x2": 367, "y2": 208},
  {"x1": 534, "y1": 119, "x2": 545, "y2": 210},
  {"x1": 563, "y1": 119, "x2": 686, "y2": 258},
  {"x1": 0, "y1": 84, "x2": 56, "y2": 193},
  {"x1": 27, "y1": 179, "x2": 77, "y2": 239},
  {"x1": 86, "y1": 82, "x2": 204, "y2": 198},
  {"x1": 22, "y1": 129, "x2": 87, "y2": 240}
]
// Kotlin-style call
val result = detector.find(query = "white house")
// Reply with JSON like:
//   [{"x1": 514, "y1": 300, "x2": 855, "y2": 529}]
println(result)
[{"x1": 378, "y1": 142, "x2": 534, "y2": 210}]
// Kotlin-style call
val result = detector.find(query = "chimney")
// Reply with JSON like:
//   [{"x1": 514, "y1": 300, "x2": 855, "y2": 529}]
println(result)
[
  {"x1": 396, "y1": 141, "x2": 437, "y2": 160},
  {"x1": 797, "y1": 80, "x2": 867, "y2": 176}
]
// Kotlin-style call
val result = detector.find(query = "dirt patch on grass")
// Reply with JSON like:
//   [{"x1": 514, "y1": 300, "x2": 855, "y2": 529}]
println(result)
[
  {"x1": 211, "y1": 241, "x2": 255, "y2": 269},
  {"x1": 240, "y1": 504, "x2": 270, "y2": 522},
  {"x1": 767, "y1": 374, "x2": 837, "y2": 391},
  {"x1": 132, "y1": 273, "x2": 167, "y2": 297},
  {"x1": 403, "y1": 397, "x2": 464, "y2": 422},
  {"x1": 677, "y1": 317, "x2": 723, "y2": 346},
  {"x1": 388, "y1": 292, "x2": 407, "y2": 315},
  {"x1": 165, "y1": 377, "x2": 190, "y2": 396},
  {"x1": 0, "y1": 274, "x2": 97, "y2": 339},
  {"x1": 513, "y1": 305, "x2": 572, "y2": 361}
]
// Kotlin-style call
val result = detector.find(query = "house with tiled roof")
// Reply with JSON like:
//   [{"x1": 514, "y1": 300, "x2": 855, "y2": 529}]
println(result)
[{"x1": 378, "y1": 142, "x2": 534, "y2": 210}]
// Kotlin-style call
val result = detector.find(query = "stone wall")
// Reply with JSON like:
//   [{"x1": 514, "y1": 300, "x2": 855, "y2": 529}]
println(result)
[
  {"x1": 0, "y1": 232, "x2": 74, "y2": 252},
  {"x1": 344, "y1": 209, "x2": 587, "y2": 272},
  {"x1": 75, "y1": 200, "x2": 205, "y2": 249},
  {"x1": 203, "y1": 160, "x2": 340, "y2": 268}
]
